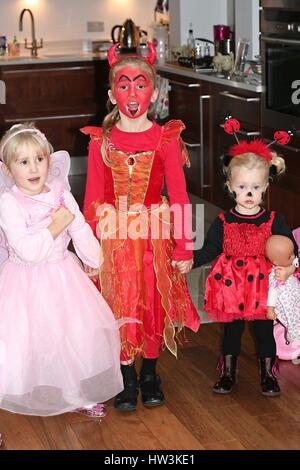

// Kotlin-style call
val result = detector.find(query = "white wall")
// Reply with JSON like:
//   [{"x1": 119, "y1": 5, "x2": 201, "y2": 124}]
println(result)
[
  {"x1": 234, "y1": 0, "x2": 260, "y2": 60},
  {"x1": 0, "y1": 0, "x2": 157, "y2": 43},
  {"x1": 169, "y1": 0, "x2": 235, "y2": 48}
]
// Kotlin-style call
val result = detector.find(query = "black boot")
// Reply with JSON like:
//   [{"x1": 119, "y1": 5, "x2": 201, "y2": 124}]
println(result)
[
  {"x1": 114, "y1": 364, "x2": 139, "y2": 411},
  {"x1": 213, "y1": 355, "x2": 238, "y2": 394},
  {"x1": 259, "y1": 357, "x2": 281, "y2": 397},
  {"x1": 139, "y1": 359, "x2": 164, "y2": 408}
]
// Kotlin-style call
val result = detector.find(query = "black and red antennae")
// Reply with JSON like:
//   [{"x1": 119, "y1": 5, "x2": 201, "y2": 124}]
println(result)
[
  {"x1": 223, "y1": 116, "x2": 240, "y2": 144},
  {"x1": 266, "y1": 129, "x2": 293, "y2": 148}
]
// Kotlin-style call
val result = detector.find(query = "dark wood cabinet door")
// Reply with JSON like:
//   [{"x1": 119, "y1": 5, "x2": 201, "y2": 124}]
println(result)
[{"x1": 0, "y1": 60, "x2": 109, "y2": 156}]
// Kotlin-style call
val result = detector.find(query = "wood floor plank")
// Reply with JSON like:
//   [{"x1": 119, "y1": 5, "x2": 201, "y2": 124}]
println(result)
[{"x1": 138, "y1": 406, "x2": 204, "y2": 450}]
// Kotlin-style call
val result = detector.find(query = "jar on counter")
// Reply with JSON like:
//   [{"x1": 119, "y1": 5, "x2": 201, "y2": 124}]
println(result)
[{"x1": 0, "y1": 36, "x2": 7, "y2": 56}]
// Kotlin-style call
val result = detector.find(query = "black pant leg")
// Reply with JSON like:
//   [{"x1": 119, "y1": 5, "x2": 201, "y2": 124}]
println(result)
[
  {"x1": 222, "y1": 320, "x2": 245, "y2": 356},
  {"x1": 252, "y1": 320, "x2": 276, "y2": 358}
]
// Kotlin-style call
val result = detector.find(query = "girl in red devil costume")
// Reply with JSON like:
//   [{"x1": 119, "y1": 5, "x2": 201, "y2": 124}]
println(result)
[
  {"x1": 81, "y1": 43, "x2": 200, "y2": 411},
  {"x1": 194, "y1": 123, "x2": 298, "y2": 397}
]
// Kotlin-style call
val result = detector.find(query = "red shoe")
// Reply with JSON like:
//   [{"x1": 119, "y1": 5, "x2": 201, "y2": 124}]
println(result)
[{"x1": 75, "y1": 403, "x2": 107, "y2": 418}]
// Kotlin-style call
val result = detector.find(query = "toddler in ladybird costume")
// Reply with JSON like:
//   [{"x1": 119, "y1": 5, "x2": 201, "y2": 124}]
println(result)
[
  {"x1": 0, "y1": 123, "x2": 123, "y2": 416},
  {"x1": 194, "y1": 119, "x2": 297, "y2": 397},
  {"x1": 81, "y1": 42, "x2": 200, "y2": 412}
]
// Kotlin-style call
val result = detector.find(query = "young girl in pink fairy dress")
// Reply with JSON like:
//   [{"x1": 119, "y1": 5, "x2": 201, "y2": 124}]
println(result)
[
  {"x1": 0, "y1": 123, "x2": 123, "y2": 417},
  {"x1": 81, "y1": 43, "x2": 200, "y2": 411}
]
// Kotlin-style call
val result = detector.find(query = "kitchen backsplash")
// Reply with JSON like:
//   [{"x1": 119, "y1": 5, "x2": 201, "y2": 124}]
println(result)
[{"x1": 0, "y1": 0, "x2": 157, "y2": 42}]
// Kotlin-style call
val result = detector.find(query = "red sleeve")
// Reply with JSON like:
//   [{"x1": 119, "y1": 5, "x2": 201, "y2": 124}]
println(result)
[
  {"x1": 83, "y1": 139, "x2": 105, "y2": 234},
  {"x1": 162, "y1": 138, "x2": 193, "y2": 261}
]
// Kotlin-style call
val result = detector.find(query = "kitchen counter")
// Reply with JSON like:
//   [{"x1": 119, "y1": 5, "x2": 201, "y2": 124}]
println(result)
[
  {"x1": 0, "y1": 51, "x2": 108, "y2": 66},
  {"x1": 156, "y1": 63, "x2": 264, "y2": 93}
]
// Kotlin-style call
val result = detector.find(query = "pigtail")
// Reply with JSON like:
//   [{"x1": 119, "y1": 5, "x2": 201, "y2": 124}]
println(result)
[{"x1": 269, "y1": 151, "x2": 286, "y2": 177}]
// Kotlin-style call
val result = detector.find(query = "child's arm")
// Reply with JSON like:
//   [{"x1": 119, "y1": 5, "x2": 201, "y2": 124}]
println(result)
[
  {"x1": 63, "y1": 190, "x2": 101, "y2": 269},
  {"x1": 163, "y1": 137, "x2": 194, "y2": 263},
  {"x1": 83, "y1": 139, "x2": 105, "y2": 235},
  {"x1": 193, "y1": 217, "x2": 224, "y2": 268},
  {"x1": 0, "y1": 193, "x2": 56, "y2": 264}
]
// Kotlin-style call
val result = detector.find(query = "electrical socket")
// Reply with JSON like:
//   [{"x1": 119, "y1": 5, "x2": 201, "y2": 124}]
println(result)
[{"x1": 87, "y1": 21, "x2": 104, "y2": 33}]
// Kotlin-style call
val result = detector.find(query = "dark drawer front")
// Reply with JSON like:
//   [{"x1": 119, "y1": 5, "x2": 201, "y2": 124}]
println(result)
[{"x1": 217, "y1": 88, "x2": 261, "y2": 129}]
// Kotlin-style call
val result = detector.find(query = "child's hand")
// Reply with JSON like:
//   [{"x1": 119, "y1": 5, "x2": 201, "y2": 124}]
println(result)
[
  {"x1": 267, "y1": 306, "x2": 277, "y2": 321},
  {"x1": 275, "y1": 264, "x2": 296, "y2": 282},
  {"x1": 171, "y1": 259, "x2": 193, "y2": 274},
  {"x1": 84, "y1": 264, "x2": 99, "y2": 281},
  {"x1": 51, "y1": 206, "x2": 74, "y2": 227}
]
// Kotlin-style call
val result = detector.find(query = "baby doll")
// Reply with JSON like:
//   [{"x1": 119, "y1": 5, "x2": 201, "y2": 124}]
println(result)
[{"x1": 265, "y1": 235, "x2": 300, "y2": 345}]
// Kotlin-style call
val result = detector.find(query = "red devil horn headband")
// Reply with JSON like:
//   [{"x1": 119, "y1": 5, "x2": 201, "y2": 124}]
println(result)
[{"x1": 107, "y1": 41, "x2": 157, "y2": 69}]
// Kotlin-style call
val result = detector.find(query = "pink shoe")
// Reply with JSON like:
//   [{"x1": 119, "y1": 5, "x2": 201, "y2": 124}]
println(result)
[{"x1": 75, "y1": 403, "x2": 107, "y2": 418}]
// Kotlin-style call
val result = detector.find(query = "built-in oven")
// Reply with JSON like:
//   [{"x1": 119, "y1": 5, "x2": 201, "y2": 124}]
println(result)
[{"x1": 261, "y1": 0, "x2": 300, "y2": 134}]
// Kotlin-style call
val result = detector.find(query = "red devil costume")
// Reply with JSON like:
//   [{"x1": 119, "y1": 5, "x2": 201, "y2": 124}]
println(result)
[{"x1": 81, "y1": 43, "x2": 199, "y2": 408}]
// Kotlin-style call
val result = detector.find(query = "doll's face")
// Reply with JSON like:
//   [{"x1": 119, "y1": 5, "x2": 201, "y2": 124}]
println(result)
[
  {"x1": 265, "y1": 235, "x2": 295, "y2": 267},
  {"x1": 109, "y1": 65, "x2": 157, "y2": 119}
]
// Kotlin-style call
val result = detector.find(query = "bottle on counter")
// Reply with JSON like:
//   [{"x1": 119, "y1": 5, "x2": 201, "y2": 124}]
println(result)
[
  {"x1": 0, "y1": 35, "x2": 7, "y2": 56},
  {"x1": 187, "y1": 23, "x2": 195, "y2": 60},
  {"x1": 8, "y1": 35, "x2": 20, "y2": 56}
]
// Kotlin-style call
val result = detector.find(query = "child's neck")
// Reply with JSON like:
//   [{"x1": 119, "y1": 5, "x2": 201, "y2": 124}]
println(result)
[{"x1": 116, "y1": 113, "x2": 153, "y2": 133}]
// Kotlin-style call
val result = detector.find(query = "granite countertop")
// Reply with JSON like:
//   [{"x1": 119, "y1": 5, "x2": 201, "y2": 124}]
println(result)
[
  {"x1": 0, "y1": 51, "x2": 108, "y2": 66},
  {"x1": 156, "y1": 63, "x2": 264, "y2": 93}
]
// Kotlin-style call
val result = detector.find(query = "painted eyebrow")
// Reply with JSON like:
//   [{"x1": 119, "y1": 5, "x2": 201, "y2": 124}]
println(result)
[
  {"x1": 117, "y1": 74, "x2": 147, "y2": 82},
  {"x1": 118, "y1": 74, "x2": 132, "y2": 82}
]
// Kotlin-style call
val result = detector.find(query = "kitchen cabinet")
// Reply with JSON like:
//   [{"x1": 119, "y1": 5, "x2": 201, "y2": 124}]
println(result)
[
  {"x1": 0, "y1": 59, "x2": 109, "y2": 157},
  {"x1": 157, "y1": 70, "x2": 213, "y2": 202},
  {"x1": 212, "y1": 83, "x2": 261, "y2": 209}
]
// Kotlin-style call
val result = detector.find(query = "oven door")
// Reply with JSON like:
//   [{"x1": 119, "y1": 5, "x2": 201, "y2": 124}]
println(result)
[{"x1": 261, "y1": 35, "x2": 300, "y2": 130}]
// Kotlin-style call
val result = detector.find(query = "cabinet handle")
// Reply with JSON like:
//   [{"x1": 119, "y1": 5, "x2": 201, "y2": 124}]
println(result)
[
  {"x1": 219, "y1": 91, "x2": 260, "y2": 103},
  {"x1": 183, "y1": 140, "x2": 201, "y2": 148},
  {"x1": 5, "y1": 113, "x2": 95, "y2": 123},
  {"x1": 264, "y1": 138, "x2": 300, "y2": 153},
  {"x1": 169, "y1": 79, "x2": 200, "y2": 88},
  {"x1": 200, "y1": 95, "x2": 212, "y2": 190},
  {"x1": 261, "y1": 35, "x2": 300, "y2": 46},
  {"x1": 219, "y1": 124, "x2": 261, "y2": 137}
]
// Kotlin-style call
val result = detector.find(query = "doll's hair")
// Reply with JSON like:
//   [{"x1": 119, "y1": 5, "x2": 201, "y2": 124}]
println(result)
[
  {"x1": 101, "y1": 56, "x2": 157, "y2": 163},
  {"x1": 0, "y1": 122, "x2": 53, "y2": 167},
  {"x1": 223, "y1": 151, "x2": 286, "y2": 184}
]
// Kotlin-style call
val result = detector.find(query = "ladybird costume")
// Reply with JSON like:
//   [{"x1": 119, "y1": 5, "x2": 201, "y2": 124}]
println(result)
[
  {"x1": 81, "y1": 120, "x2": 200, "y2": 361},
  {"x1": 194, "y1": 207, "x2": 295, "y2": 322}
]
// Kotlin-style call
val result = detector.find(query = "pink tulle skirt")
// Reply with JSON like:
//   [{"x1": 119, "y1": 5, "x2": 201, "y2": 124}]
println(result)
[{"x1": 0, "y1": 253, "x2": 123, "y2": 416}]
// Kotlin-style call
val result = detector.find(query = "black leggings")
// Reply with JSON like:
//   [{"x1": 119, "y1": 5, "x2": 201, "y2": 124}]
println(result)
[{"x1": 222, "y1": 319, "x2": 276, "y2": 358}]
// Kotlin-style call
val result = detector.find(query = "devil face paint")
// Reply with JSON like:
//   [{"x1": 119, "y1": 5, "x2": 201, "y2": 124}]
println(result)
[{"x1": 112, "y1": 66, "x2": 154, "y2": 119}]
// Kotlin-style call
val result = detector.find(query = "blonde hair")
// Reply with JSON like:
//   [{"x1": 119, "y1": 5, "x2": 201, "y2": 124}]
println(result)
[
  {"x1": 224, "y1": 151, "x2": 286, "y2": 185},
  {"x1": 0, "y1": 122, "x2": 53, "y2": 168},
  {"x1": 101, "y1": 56, "x2": 157, "y2": 162}
]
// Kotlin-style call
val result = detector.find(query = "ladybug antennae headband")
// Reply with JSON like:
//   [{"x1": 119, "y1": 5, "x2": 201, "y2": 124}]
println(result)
[{"x1": 223, "y1": 116, "x2": 294, "y2": 164}]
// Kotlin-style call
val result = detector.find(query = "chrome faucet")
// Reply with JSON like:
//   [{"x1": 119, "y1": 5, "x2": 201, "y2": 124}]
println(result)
[{"x1": 19, "y1": 8, "x2": 43, "y2": 57}]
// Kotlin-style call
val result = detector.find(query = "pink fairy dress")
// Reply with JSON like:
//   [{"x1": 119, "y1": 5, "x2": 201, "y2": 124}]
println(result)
[{"x1": 0, "y1": 152, "x2": 123, "y2": 416}]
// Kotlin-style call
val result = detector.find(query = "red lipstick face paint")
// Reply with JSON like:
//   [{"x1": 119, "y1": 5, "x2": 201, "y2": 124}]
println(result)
[{"x1": 113, "y1": 66, "x2": 154, "y2": 119}]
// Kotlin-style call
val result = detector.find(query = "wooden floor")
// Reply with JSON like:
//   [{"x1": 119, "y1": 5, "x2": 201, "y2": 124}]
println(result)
[{"x1": 1, "y1": 322, "x2": 300, "y2": 450}]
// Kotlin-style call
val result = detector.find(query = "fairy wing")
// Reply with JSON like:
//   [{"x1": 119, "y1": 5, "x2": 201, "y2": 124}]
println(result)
[
  {"x1": 48, "y1": 150, "x2": 71, "y2": 191},
  {"x1": 0, "y1": 162, "x2": 11, "y2": 266},
  {"x1": 0, "y1": 151, "x2": 71, "y2": 267}
]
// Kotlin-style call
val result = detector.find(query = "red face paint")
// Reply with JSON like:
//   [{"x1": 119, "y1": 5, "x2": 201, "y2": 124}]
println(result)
[{"x1": 113, "y1": 66, "x2": 154, "y2": 119}]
